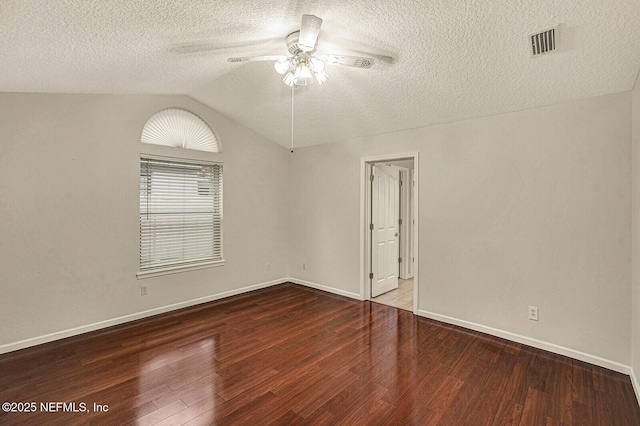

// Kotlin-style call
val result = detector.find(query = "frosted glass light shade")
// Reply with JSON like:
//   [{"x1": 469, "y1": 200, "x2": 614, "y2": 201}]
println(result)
[
  {"x1": 274, "y1": 58, "x2": 291, "y2": 74},
  {"x1": 309, "y1": 57, "x2": 325, "y2": 72},
  {"x1": 141, "y1": 108, "x2": 220, "y2": 153}
]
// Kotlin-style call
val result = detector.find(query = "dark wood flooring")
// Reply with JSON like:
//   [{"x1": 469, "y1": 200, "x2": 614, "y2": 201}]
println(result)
[{"x1": 1, "y1": 283, "x2": 639, "y2": 425}]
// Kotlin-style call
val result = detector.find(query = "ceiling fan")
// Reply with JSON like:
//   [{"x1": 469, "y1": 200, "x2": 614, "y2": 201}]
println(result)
[{"x1": 227, "y1": 15, "x2": 377, "y2": 87}]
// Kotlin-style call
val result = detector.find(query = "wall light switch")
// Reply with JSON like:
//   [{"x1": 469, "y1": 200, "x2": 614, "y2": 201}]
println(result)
[{"x1": 528, "y1": 306, "x2": 539, "y2": 321}]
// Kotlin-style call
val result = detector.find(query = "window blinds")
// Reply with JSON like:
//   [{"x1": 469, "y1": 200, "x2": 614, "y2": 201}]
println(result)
[{"x1": 139, "y1": 156, "x2": 223, "y2": 271}]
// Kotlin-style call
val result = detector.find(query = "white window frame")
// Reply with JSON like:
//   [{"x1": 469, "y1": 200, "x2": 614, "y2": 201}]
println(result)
[{"x1": 137, "y1": 154, "x2": 224, "y2": 279}]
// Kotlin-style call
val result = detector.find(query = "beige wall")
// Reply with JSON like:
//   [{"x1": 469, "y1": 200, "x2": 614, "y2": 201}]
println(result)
[
  {"x1": 0, "y1": 93, "x2": 289, "y2": 349},
  {"x1": 0, "y1": 90, "x2": 635, "y2": 372},
  {"x1": 632, "y1": 73, "x2": 640, "y2": 384},
  {"x1": 290, "y1": 92, "x2": 632, "y2": 366}
]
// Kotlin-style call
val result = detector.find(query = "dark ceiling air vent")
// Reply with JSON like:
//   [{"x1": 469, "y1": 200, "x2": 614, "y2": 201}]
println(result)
[{"x1": 530, "y1": 26, "x2": 558, "y2": 57}]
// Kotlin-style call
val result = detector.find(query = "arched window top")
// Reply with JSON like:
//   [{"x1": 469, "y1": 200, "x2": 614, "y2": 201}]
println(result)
[{"x1": 141, "y1": 108, "x2": 220, "y2": 153}]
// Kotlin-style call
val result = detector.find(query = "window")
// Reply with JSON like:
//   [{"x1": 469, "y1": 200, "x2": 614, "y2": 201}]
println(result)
[
  {"x1": 140, "y1": 108, "x2": 220, "y2": 153},
  {"x1": 138, "y1": 155, "x2": 223, "y2": 278}
]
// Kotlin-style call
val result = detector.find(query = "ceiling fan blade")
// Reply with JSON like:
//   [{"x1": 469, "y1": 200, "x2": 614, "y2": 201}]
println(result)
[
  {"x1": 227, "y1": 55, "x2": 288, "y2": 63},
  {"x1": 173, "y1": 37, "x2": 282, "y2": 55},
  {"x1": 298, "y1": 15, "x2": 323, "y2": 52},
  {"x1": 173, "y1": 43, "x2": 220, "y2": 54},
  {"x1": 319, "y1": 54, "x2": 375, "y2": 69}
]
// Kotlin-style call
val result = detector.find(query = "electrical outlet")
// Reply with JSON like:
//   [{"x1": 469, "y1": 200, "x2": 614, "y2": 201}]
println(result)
[
  {"x1": 302, "y1": 262, "x2": 306, "y2": 270},
  {"x1": 141, "y1": 285, "x2": 148, "y2": 296},
  {"x1": 265, "y1": 262, "x2": 270, "y2": 270},
  {"x1": 528, "y1": 306, "x2": 539, "y2": 321}
]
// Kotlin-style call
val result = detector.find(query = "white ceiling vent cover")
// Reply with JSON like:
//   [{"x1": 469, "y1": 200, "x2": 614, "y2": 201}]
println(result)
[
  {"x1": 141, "y1": 108, "x2": 220, "y2": 153},
  {"x1": 530, "y1": 26, "x2": 558, "y2": 57}
]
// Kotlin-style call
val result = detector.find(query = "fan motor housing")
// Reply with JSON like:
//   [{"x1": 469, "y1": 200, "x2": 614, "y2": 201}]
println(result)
[{"x1": 286, "y1": 31, "x2": 316, "y2": 55}]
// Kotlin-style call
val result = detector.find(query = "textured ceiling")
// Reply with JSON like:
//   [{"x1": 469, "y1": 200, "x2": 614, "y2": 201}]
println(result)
[{"x1": 2, "y1": 0, "x2": 640, "y2": 148}]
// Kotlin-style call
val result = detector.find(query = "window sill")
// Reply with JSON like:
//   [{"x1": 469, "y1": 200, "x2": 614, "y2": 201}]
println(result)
[{"x1": 137, "y1": 260, "x2": 225, "y2": 279}]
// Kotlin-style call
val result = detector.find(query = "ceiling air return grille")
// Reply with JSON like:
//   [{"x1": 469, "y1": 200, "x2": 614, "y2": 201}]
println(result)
[{"x1": 530, "y1": 26, "x2": 557, "y2": 57}]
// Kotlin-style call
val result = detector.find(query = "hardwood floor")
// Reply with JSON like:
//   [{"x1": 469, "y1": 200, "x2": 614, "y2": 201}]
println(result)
[{"x1": 1, "y1": 283, "x2": 638, "y2": 425}]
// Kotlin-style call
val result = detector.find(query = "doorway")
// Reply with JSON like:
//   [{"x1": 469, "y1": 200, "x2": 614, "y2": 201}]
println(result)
[{"x1": 360, "y1": 153, "x2": 419, "y2": 313}]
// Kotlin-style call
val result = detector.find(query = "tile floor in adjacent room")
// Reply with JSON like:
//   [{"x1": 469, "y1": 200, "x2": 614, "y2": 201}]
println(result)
[{"x1": 371, "y1": 277, "x2": 413, "y2": 311}]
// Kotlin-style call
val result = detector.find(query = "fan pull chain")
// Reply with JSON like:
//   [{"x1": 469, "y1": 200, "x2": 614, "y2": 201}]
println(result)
[{"x1": 290, "y1": 85, "x2": 295, "y2": 153}]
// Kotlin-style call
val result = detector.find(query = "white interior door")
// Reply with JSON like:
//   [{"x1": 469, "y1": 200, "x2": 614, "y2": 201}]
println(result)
[{"x1": 371, "y1": 164, "x2": 400, "y2": 297}]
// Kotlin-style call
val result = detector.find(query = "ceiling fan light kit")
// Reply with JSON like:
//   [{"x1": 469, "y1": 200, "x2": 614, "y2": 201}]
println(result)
[
  {"x1": 277, "y1": 52, "x2": 329, "y2": 87},
  {"x1": 227, "y1": 14, "x2": 377, "y2": 87}
]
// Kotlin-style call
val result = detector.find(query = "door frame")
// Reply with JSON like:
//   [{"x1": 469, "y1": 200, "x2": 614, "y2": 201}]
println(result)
[
  {"x1": 360, "y1": 152, "x2": 419, "y2": 314},
  {"x1": 398, "y1": 167, "x2": 413, "y2": 280}
]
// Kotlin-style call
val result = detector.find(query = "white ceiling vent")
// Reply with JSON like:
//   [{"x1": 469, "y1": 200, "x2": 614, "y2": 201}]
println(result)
[{"x1": 530, "y1": 26, "x2": 558, "y2": 57}]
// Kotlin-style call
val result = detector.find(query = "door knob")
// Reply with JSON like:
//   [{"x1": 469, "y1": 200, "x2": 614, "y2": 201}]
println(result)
[{"x1": 395, "y1": 232, "x2": 399, "y2": 237}]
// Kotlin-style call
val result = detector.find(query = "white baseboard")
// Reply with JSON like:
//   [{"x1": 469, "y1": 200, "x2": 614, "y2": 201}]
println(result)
[
  {"x1": 417, "y1": 309, "x2": 631, "y2": 375},
  {"x1": 3, "y1": 278, "x2": 635, "y2": 392},
  {"x1": 631, "y1": 368, "x2": 640, "y2": 407},
  {"x1": 0, "y1": 278, "x2": 285, "y2": 355},
  {"x1": 287, "y1": 277, "x2": 363, "y2": 301}
]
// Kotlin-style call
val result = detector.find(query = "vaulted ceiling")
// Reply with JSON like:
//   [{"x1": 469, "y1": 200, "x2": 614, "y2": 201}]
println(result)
[{"x1": 2, "y1": 1, "x2": 639, "y2": 148}]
